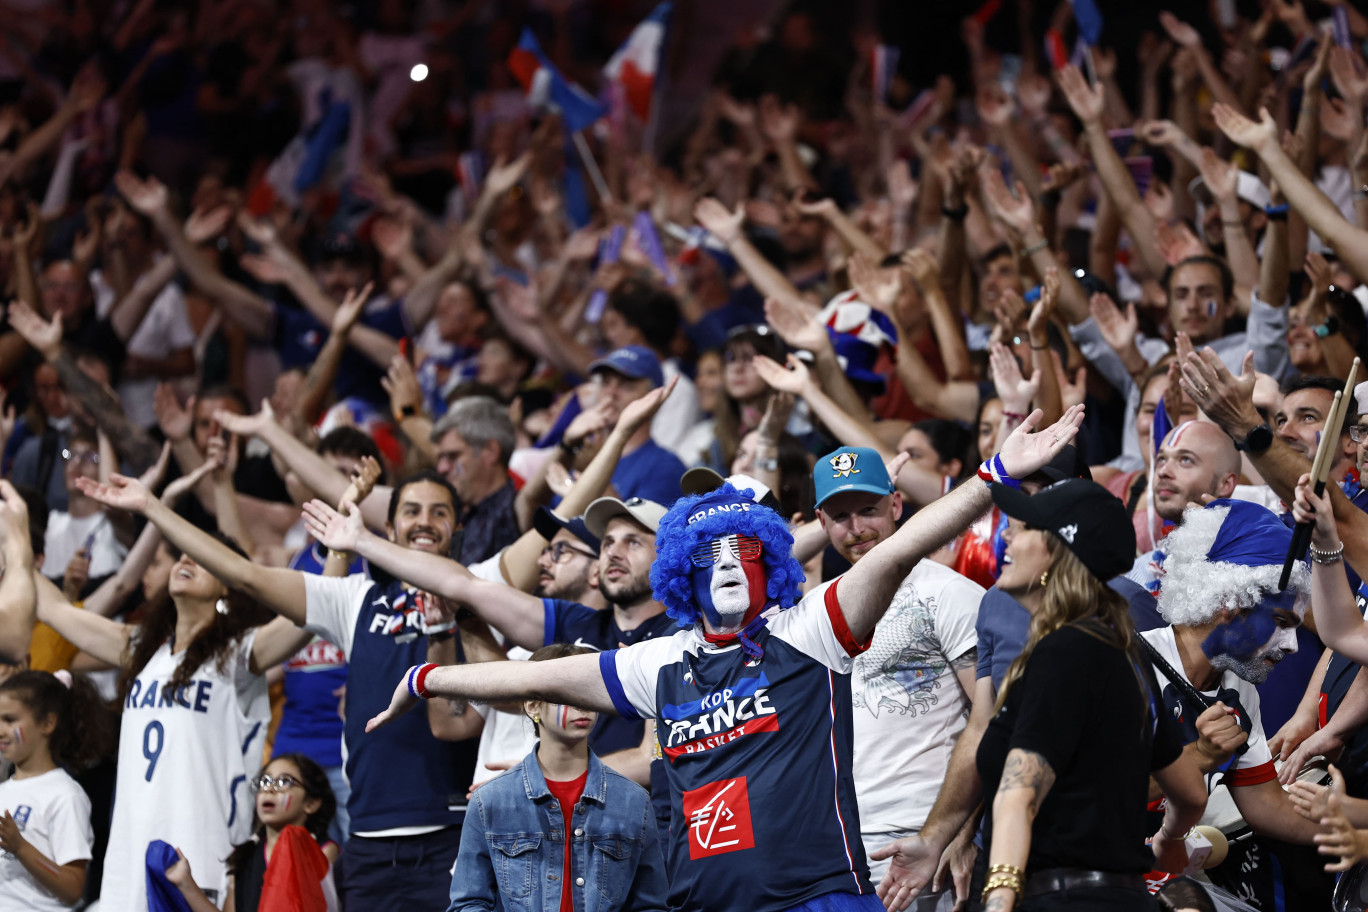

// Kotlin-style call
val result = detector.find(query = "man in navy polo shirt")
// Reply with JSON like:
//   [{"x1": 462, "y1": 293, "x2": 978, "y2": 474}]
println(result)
[
  {"x1": 361, "y1": 407, "x2": 1088, "y2": 912},
  {"x1": 303, "y1": 494, "x2": 678, "y2": 784},
  {"x1": 588, "y1": 345, "x2": 687, "y2": 506}
]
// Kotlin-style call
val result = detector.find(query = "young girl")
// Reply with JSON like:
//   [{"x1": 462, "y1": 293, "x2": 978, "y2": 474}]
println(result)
[
  {"x1": 168, "y1": 752, "x2": 340, "y2": 911},
  {"x1": 449, "y1": 644, "x2": 667, "y2": 912},
  {"x1": 0, "y1": 671, "x2": 111, "y2": 911}
]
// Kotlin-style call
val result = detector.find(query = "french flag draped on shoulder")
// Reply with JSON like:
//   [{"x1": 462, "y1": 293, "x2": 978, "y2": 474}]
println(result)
[
  {"x1": 507, "y1": 28, "x2": 607, "y2": 133},
  {"x1": 603, "y1": 1, "x2": 672, "y2": 121}
]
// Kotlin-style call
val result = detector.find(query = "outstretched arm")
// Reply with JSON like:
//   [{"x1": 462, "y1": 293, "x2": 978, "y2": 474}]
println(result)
[
  {"x1": 839, "y1": 406, "x2": 1085, "y2": 642},
  {"x1": 0, "y1": 481, "x2": 36, "y2": 663},
  {"x1": 302, "y1": 501, "x2": 546, "y2": 650},
  {"x1": 366, "y1": 651, "x2": 612, "y2": 731},
  {"x1": 75, "y1": 475, "x2": 307, "y2": 625}
]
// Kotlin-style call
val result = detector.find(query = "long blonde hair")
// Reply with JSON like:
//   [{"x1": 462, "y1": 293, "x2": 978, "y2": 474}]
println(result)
[{"x1": 995, "y1": 534, "x2": 1151, "y2": 727}]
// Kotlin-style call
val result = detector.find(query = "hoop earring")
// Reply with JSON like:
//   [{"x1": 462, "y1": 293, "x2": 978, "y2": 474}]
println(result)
[{"x1": 215, "y1": 598, "x2": 229, "y2": 615}]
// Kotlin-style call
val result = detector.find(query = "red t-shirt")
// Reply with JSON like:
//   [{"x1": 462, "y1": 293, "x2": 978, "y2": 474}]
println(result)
[{"x1": 545, "y1": 770, "x2": 589, "y2": 912}]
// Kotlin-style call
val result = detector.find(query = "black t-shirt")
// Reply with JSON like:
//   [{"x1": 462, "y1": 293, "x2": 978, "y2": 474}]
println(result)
[{"x1": 977, "y1": 623, "x2": 1184, "y2": 874}]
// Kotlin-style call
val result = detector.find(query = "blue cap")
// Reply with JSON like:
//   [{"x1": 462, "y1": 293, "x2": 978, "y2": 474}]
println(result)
[
  {"x1": 813, "y1": 446, "x2": 894, "y2": 509},
  {"x1": 532, "y1": 507, "x2": 601, "y2": 553},
  {"x1": 588, "y1": 345, "x2": 663, "y2": 388}
]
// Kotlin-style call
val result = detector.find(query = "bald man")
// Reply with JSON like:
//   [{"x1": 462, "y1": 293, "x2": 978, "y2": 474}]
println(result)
[{"x1": 1126, "y1": 420, "x2": 1242, "y2": 595}]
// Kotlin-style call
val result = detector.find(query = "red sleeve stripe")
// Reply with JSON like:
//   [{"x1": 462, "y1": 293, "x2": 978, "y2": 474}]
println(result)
[
  {"x1": 1227, "y1": 760, "x2": 1278, "y2": 788},
  {"x1": 825, "y1": 580, "x2": 874, "y2": 657}
]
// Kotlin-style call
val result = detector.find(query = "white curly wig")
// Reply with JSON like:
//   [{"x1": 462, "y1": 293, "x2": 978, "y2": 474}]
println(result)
[{"x1": 1156, "y1": 500, "x2": 1310, "y2": 627}]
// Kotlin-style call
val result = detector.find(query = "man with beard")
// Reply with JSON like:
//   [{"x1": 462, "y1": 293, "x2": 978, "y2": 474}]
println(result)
[
  {"x1": 1139, "y1": 498, "x2": 1334, "y2": 907},
  {"x1": 812, "y1": 447, "x2": 985, "y2": 905},
  {"x1": 90, "y1": 469, "x2": 480, "y2": 910},
  {"x1": 296, "y1": 493, "x2": 677, "y2": 785},
  {"x1": 1125, "y1": 421, "x2": 1243, "y2": 594}
]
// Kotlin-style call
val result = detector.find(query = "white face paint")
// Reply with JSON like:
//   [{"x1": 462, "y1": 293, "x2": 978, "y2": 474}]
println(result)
[
  {"x1": 1264, "y1": 623, "x2": 1299, "y2": 656},
  {"x1": 705, "y1": 535, "x2": 753, "y2": 629}
]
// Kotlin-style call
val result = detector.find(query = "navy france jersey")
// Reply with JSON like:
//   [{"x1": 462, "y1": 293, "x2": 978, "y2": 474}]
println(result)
[
  {"x1": 600, "y1": 579, "x2": 874, "y2": 912},
  {"x1": 544, "y1": 598, "x2": 676, "y2": 755}
]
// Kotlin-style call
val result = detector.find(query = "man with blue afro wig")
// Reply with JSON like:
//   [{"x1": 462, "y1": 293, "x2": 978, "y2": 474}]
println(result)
[
  {"x1": 366, "y1": 406, "x2": 1089, "y2": 912},
  {"x1": 650, "y1": 481, "x2": 805, "y2": 642}
]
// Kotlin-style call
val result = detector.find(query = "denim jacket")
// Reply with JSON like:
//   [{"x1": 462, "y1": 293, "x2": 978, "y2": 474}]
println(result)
[{"x1": 448, "y1": 748, "x2": 668, "y2": 912}]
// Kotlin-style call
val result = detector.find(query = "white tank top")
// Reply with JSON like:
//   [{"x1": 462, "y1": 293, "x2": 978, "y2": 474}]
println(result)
[{"x1": 100, "y1": 632, "x2": 268, "y2": 909}]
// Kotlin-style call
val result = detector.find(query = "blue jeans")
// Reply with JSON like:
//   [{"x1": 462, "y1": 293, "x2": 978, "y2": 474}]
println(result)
[
  {"x1": 325, "y1": 764, "x2": 350, "y2": 845},
  {"x1": 785, "y1": 892, "x2": 886, "y2": 912}
]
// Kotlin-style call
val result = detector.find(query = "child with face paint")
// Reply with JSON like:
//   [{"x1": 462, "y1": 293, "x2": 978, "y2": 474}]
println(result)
[
  {"x1": 167, "y1": 752, "x2": 339, "y2": 912},
  {"x1": 0, "y1": 671, "x2": 107, "y2": 911},
  {"x1": 449, "y1": 643, "x2": 668, "y2": 912}
]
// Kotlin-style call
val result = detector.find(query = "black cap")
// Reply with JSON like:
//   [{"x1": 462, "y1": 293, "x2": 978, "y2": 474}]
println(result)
[
  {"x1": 1035, "y1": 445, "x2": 1092, "y2": 484},
  {"x1": 990, "y1": 478, "x2": 1135, "y2": 581},
  {"x1": 532, "y1": 507, "x2": 601, "y2": 554}
]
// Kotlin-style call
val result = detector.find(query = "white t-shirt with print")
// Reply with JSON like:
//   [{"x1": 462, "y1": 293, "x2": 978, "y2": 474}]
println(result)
[
  {"x1": 850, "y1": 560, "x2": 985, "y2": 832},
  {"x1": 0, "y1": 768, "x2": 93, "y2": 911}
]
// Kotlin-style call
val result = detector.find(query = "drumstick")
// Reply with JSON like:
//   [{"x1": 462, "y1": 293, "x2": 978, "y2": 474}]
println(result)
[{"x1": 1281, "y1": 359, "x2": 1360, "y2": 589}]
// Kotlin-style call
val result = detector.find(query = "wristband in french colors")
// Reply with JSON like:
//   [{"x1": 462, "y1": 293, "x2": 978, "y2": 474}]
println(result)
[
  {"x1": 407, "y1": 663, "x2": 438, "y2": 700},
  {"x1": 977, "y1": 454, "x2": 1021, "y2": 489}
]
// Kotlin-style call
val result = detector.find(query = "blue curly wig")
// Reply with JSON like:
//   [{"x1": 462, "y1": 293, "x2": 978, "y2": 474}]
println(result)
[{"x1": 650, "y1": 482, "x2": 806, "y2": 628}]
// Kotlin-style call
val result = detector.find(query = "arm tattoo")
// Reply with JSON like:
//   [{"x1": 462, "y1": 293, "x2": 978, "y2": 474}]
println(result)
[
  {"x1": 951, "y1": 648, "x2": 979, "y2": 670},
  {"x1": 52, "y1": 350, "x2": 160, "y2": 471},
  {"x1": 997, "y1": 748, "x2": 1057, "y2": 817}
]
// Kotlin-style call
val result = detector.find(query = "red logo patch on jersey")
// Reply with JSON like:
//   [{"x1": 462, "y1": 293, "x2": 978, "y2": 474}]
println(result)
[{"x1": 683, "y1": 776, "x2": 755, "y2": 859}]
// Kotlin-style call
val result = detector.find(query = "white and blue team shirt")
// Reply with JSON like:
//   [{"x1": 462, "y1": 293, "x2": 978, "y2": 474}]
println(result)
[{"x1": 600, "y1": 579, "x2": 875, "y2": 912}]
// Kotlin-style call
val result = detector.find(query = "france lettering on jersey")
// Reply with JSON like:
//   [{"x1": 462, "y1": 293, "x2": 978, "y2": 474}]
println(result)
[
  {"x1": 274, "y1": 637, "x2": 348, "y2": 767},
  {"x1": 600, "y1": 580, "x2": 874, "y2": 912},
  {"x1": 304, "y1": 575, "x2": 469, "y2": 833},
  {"x1": 101, "y1": 634, "x2": 269, "y2": 911}
]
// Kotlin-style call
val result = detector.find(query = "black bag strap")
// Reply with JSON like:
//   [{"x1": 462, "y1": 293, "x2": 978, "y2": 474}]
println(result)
[
  {"x1": 1135, "y1": 629, "x2": 1214, "y2": 711},
  {"x1": 1125, "y1": 471, "x2": 1148, "y2": 515}
]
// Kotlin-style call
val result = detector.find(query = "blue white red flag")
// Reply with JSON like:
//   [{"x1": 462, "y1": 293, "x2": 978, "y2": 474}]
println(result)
[
  {"x1": 604, "y1": 2, "x2": 672, "y2": 120},
  {"x1": 507, "y1": 29, "x2": 607, "y2": 132}
]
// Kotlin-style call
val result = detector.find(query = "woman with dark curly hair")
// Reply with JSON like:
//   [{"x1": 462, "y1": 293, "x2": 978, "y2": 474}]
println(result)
[{"x1": 32, "y1": 515, "x2": 313, "y2": 910}]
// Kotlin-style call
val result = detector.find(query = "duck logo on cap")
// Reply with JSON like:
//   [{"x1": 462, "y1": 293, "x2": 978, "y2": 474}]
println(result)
[
  {"x1": 830, "y1": 452, "x2": 861, "y2": 478},
  {"x1": 1059, "y1": 524, "x2": 1078, "y2": 543}
]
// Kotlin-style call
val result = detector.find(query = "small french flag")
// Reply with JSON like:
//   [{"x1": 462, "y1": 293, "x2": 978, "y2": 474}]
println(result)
[
  {"x1": 871, "y1": 45, "x2": 899, "y2": 103},
  {"x1": 604, "y1": 2, "x2": 672, "y2": 121},
  {"x1": 507, "y1": 28, "x2": 607, "y2": 133}
]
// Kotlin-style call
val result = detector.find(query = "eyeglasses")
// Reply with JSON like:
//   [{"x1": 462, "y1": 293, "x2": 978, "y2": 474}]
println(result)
[
  {"x1": 542, "y1": 541, "x2": 596, "y2": 563},
  {"x1": 690, "y1": 534, "x2": 762, "y2": 568},
  {"x1": 249, "y1": 774, "x2": 301, "y2": 793},
  {"x1": 61, "y1": 449, "x2": 99, "y2": 466},
  {"x1": 1350, "y1": 425, "x2": 1368, "y2": 443}
]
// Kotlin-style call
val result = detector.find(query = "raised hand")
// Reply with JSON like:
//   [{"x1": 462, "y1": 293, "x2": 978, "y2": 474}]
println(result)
[
  {"x1": 1179, "y1": 347, "x2": 1260, "y2": 439},
  {"x1": 1212, "y1": 103, "x2": 1278, "y2": 154},
  {"x1": 974, "y1": 83, "x2": 1015, "y2": 128},
  {"x1": 0, "y1": 480, "x2": 32, "y2": 564},
  {"x1": 333, "y1": 281, "x2": 374, "y2": 335},
  {"x1": 1053, "y1": 351, "x2": 1088, "y2": 411},
  {"x1": 980, "y1": 169, "x2": 1036, "y2": 238},
  {"x1": 136, "y1": 442, "x2": 173, "y2": 493},
  {"x1": 1138, "y1": 118, "x2": 1187, "y2": 147},
  {"x1": 1293, "y1": 471, "x2": 1342, "y2": 550},
  {"x1": 848, "y1": 251, "x2": 902, "y2": 312},
  {"x1": 302, "y1": 499, "x2": 365, "y2": 554},
  {"x1": 153, "y1": 384, "x2": 194, "y2": 442},
  {"x1": 763, "y1": 296, "x2": 829, "y2": 353},
  {"x1": 1198, "y1": 147, "x2": 1239, "y2": 203},
  {"x1": 365, "y1": 671, "x2": 422, "y2": 732},
  {"x1": 341, "y1": 456, "x2": 384, "y2": 507},
  {"x1": 1158, "y1": 11, "x2": 1202, "y2": 49},
  {"x1": 694, "y1": 197, "x2": 745, "y2": 244},
  {"x1": 160, "y1": 458, "x2": 219, "y2": 505},
  {"x1": 114, "y1": 169, "x2": 169, "y2": 216},
  {"x1": 8, "y1": 299, "x2": 61, "y2": 361},
  {"x1": 1056, "y1": 65, "x2": 1104, "y2": 125},
  {"x1": 1155, "y1": 220, "x2": 1207, "y2": 265},
  {"x1": 1089, "y1": 292, "x2": 1138, "y2": 355},
  {"x1": 235, "y1": 210, "x2": 278, "y2": 247},
  {"x1": 990, "y1": 341, "x2": 1039, "y2": 416},
  {"x1": 214, "y1": 398, "x2": 276, "y2": 440},
  {"x1": 484, "y1": 153, "x2": 531, "y2": 198},
  {"x1": 997, "y1": 404, "x2": 1086, "y2": 478},
  {"x1": 614, "y1": 375, "x2": 679, "y2": 436},
  {"x1": 382, "y1": 355, "x2": 424, "y2": 419},
  {"x1": 1331, "y1": 46, "x2": 1368, "y2": 106},
  {"x1": 74, "y1": 473, "x2": 154, "y2": 515},
  {"x1": 1305, "y1": 34, "x2": 1332, "y2": 94},
  {"x1": 1028, "y1": 267, "x2": 1060, "y2": 342},
  {"x1": 184, "y1": 205, "x2": 232, "y2": 245},
  {"x1": 757, "y1": 94, "x2": 800, "y2": 143},
  {"x1": 792, "y1": 193, "x2": 837, "y2": 219},
  {"x1": 753, "y1": 353, "x2": 812, "y2": 397}
]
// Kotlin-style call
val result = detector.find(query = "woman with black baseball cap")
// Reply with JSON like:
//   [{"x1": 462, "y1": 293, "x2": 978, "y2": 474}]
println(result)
[{"x1": 975, "y1": 478, "x2": 1207, "y2": 911}]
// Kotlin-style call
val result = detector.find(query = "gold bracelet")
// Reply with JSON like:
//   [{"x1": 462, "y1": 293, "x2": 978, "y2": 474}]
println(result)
[
  {"x1": 981, "y1": 876, "x2": 1023, "y2": 904},
  {"x1": 988, "y1": 863, "x2": 1025, "y2": 879}
]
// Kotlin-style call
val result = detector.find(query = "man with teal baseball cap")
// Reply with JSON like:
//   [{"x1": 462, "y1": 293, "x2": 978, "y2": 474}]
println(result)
[{"x1": 814, "y1": 446, "x2": 986, "y2": 901}]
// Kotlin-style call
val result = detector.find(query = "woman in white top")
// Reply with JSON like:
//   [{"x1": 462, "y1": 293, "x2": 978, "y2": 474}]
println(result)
[{"x1": 33, "y1": 515, "x2": 313, "y2": 910}]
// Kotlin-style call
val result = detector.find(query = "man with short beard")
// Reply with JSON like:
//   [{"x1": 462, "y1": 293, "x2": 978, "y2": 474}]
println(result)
[
  {"x1": 1140, "y1": 498, "x2": 1334, "y2": 906},
  {"x1": 813, "y1": 447, "x2": 985, "y2": 905},
  {"x1": 1125, "y1": 421, "x2": 1242, "y2": 595}
]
